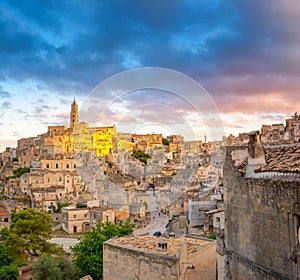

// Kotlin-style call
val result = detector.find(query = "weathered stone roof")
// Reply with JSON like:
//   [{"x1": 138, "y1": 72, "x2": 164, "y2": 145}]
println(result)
[
  {"x1": 237, "y1": 158, "x2": 248, "y2": 176},
  {"x1": 256, "y1": 144, "x2": 300, "y2": 173},
  {"x1": 235, "y1": 144, "x2": 300, "y2": 176},
  {"x1": 185, "y1": 237, "x2": 212, "y2": 255},
  {"x1": 106, "y1": 236, "x2": 183, "y2": 257},
  {"x1": 105, "y1": 236, "x2": 212, "y2": 258}
]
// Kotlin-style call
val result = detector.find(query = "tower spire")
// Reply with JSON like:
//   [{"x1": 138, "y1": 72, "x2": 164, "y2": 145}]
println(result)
[{"x1": 70, "y1": 98, "x2": 79, "y2": 128}]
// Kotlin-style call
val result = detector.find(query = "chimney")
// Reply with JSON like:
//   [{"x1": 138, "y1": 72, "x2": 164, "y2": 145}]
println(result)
[
  {"x1": 157, "y1": 241, "x2": 168, "y2": 252},
  {"x1": 169, "y1": 232, "x2": 176, "y2": 239},
  {"x1": 246, "y1": 131, "x2": 266, "y2": 177}
]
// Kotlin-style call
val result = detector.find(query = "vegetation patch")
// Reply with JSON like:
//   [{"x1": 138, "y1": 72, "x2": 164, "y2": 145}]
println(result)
[
  {"x1": 6, "y1": 167, "x2": 30, "y2": 179},
  {"x1": 131, "y1": 150, "x2": 150, "y2": 164}
]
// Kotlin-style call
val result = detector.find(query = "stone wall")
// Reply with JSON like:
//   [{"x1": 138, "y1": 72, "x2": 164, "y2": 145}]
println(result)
[
  {"x1": 103, "y1": 243, "x2": 182, "y2": 280},
  {"x1": 223, "y1": 156, "x2": 300, "y2": 279}
]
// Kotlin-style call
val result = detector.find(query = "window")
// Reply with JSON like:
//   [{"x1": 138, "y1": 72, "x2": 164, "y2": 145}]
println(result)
[
  {"x1": 74, "y1": 164, "x2": 76, "y2": 168},
  {"x1": 66, "y1": 164, "x2": 69, "y2": 169},
  {"x1": 216, "y1": 217, "x2": 221, "y2": 222},
  {"x1": 36, "y1": 180, "x2": 38, "y2": 183},
  {"x1": 60, "y1": 193, "x2": 62, "y2": 197},
  {"x1": 84, "y1": 214, "x2": 87, "y2": 218},
  {"x1": 56, "y1": 164, "x2": 58, "y2": 169},
  {"x1": 24, "y1": 180, "x2": 27, "y2": 183},
  {"x1": 73, "y1": 215, "x2": 77, "y2": 219},
  {"x1": 46, "y1": 164, "x2": 49, "y2": 168},
  {"x1": 48, "y1": 178, "x2": 50, "y2": 183},
  {"x1": 67, "y1": 180, "x2": 69, "y2": 183}
]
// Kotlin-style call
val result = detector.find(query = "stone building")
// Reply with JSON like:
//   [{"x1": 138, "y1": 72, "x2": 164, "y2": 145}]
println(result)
[
  {"x1": 31, "y1": 187, "x2": 58, "y2": 212},
  {"x1": 221, "y1": 132, "x2": 300, "y2": 279},
  {"x1": 39, "y1": 158, "x2": 77, "y2": 171},
  {"x1": 260, "y1": 123, "x2": 285, "y2": 143},
  {"x1": 1, "y1": 147, "x2": 16, "y2": 165},
  {"x1": 211, "y1": 209, "x2": 225, "y2": 279},
  {"x1": 103, "y1": 236, "x2": 216, "y2": 280},
  {"x1": 20, "y1": 170, "x2": 81, "y2": 196},
  {"x1": 61, "y1": 205, "x2": 116, "y2": 234},
  {"x1": 0, "y1": 205, "x2": 11, "y2": 229},
  {"x1": 131, "y1": 133, "x2": 163, "y2": 153},
  {"x1": 15, "y1": 98, "x2": 128, "y2": 162},
  {"x1": 62, "y1": 207, "x2": 91, "y2": 233},
  {"x1": 286, "y1": 118, "x2": 300, "y2": 143}
]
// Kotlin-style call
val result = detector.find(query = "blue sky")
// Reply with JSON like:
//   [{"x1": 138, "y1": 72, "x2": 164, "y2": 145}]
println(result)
[{"x1": 0, "y1": 0, "x2": 300, "y2": 150}]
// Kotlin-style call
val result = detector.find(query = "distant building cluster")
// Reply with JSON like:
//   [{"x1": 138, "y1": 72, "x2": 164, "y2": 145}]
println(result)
[{"x1": 225, "y1": 115, "x2": 300, "y2": 146}]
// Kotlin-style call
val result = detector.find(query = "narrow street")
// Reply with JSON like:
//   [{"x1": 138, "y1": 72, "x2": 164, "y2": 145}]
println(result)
[{"x1": 134, "y1": 191, "x2": 169, "y2": 236}]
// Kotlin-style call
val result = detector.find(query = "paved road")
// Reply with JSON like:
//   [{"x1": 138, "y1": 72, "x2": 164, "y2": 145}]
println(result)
[
  {"x1": 134, "y1": 209, "x2": 169, "y2": 236},
  {"x1": 50, "y1": 237, "x2": 79, "y2": 253},
  {"x1": 134, "y1": 191, "x2": 170, "y2": 236}
]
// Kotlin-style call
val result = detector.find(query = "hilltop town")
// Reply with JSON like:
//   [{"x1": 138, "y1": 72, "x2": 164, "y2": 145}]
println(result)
[{"x1": 1, "y1": 100, "x2": 300, "y2": 279}]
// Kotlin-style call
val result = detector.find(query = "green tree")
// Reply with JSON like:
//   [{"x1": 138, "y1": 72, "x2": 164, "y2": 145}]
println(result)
[
  {"x1": 0, "y1": 244, "x2": 19, "y2": 280},
  {"x1": 131, "y1": 149, "x2": 150, "y2": 164},
  {"x1": 0, "y1": 244, "x2": 12, "y2": 266},
  {"x1": 31, "y1": 255, "x2": 78, "y2": 280},
  {"x1": 0, "y1": 208, "x2": 63, "y2": 263},
  {"x1": 0, "y1": 263, "x2": 19, "y2": 280},
  {"x1": 208, "y1": 233, "x2": 216, "y2": 240},
  {"x1": 72, "y1": 220, "x2": 134, "y2": 279},
  {"x1": 162, "y1": 137, "x2": 169, "y2": 146},
  {"x1": 6, "y1": 167, "x2": 30, "y2": 179},
  {"x1": 291, "y1": 112, "x2": 300, "y2": 120}
]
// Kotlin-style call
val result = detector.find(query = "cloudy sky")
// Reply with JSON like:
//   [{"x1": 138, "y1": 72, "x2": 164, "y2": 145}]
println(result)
[{"x1": 0, "y1": 0, "x2": 300, "y2": 150}]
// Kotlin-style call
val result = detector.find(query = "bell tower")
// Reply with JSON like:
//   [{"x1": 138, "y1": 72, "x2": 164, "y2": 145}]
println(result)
[{"x1": 70, "y1": 98, "x2": 79, "y2": 128}]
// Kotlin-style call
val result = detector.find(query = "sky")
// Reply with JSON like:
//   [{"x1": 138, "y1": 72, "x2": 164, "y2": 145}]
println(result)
[{"x1": 0, "y1": 0, "x2": 300, "y2": 151}]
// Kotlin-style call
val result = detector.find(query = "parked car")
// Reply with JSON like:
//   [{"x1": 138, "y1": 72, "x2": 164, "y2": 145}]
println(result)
[
  {"x1": 172, "y1": 214, "x2": 179, "y2": 221},
  {"x1": 153, "y1": 231, "x2": 161, "y2": 237}
]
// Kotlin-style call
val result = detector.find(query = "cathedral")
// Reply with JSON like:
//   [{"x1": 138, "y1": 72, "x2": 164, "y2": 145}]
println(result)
[{"x1": 17, "y1": 99, "x2": 121, "y2": 166}]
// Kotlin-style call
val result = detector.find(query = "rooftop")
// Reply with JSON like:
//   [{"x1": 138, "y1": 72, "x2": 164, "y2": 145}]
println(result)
[
  {"x1": 256, "y1": 144, "x2": 300, "y2": 173},
  {"x1": 185, "y1": 237, "x2": 213, "y2": 255},
  {"x1": 106, "y1": 236, "x2": 183, "y2": 257},
  {"x1": 235, "y1": 143, "x2": 300, "y2": 176},
  {"x1": 105, "y1": 236, "x2": 213, "y2": 258}
]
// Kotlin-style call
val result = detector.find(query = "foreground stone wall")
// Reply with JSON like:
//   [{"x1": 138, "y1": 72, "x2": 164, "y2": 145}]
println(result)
[
  {"x1": 224, "y1": 156, "x2": 300, "y2": 279},
  {"x1": 103, "y1": 243, "x2": 181, "y2": 280}
]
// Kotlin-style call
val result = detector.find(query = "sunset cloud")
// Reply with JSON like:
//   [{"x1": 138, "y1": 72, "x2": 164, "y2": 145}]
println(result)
[{"x1": 0, "y1": 0, "x2": 299, "y2": 149}]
